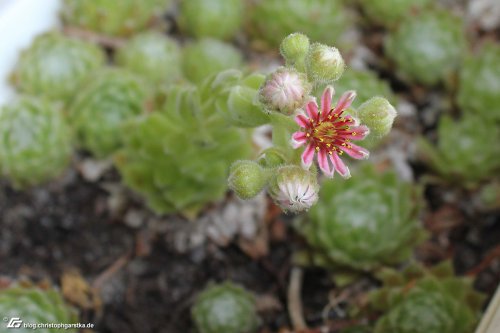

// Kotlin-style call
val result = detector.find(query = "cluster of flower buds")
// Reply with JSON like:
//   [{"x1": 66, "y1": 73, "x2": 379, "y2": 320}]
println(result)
[{"x1": 228, "y1": 33, "x2": 397, "y2": 213}]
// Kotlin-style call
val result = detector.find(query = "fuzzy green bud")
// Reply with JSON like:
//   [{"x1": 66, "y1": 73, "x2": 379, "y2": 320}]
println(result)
[
  {"x1": 357, "y1": 97, "x2": 397, "y2": 137},
  {"x1": 280, "y1": 33, "x2": 310, "y2": 70},
  {"x1": 305, "y1": 43, "x2": 345, "y2": 83},
  {"x1": 227, "y1": 85, "x2": 270, "y2": 128},
  {"x1": 192, "y1": 282, "x2": 259, "y2": 333},
  {"x1": 179, "y1": 0, "x2": 244, "y2": 40},
  {"x1": 228, "y1": 160, "x2": 268, "y2": 199},
  {"x1": 258, "y1": 67, "x2": 312, "y2": 115},
  {"x1": 269, "y1": 165, "x2": 319, "y2": 213},
  {"x1": 182, "y1": 39, "x2": 243, "y2": 85}
]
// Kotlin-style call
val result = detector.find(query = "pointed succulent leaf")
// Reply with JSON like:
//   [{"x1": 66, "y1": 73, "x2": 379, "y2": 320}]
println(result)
[{"x1": 114, "y1": 83, "x2": 252, "y2": 215}]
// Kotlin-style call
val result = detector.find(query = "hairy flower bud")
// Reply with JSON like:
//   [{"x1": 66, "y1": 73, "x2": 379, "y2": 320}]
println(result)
[
  {"x1": 357, "y1": 96, "x2": 397, "y2": 137},
  {"x1": 258, "y1": 67, "x2": 312, "y2": 115},
  {"x1": 305, "y1": 43, "x2": 345, "y2": 83},
  {"x1": 268, "y1": 165, "x2": 319, "y2": 213},
  {"x1": 280, "y1": 33, "x2": 310, "y2": 70},
  {"x1": 228, "y1": 160, "x2": 268, "y2": 199}
]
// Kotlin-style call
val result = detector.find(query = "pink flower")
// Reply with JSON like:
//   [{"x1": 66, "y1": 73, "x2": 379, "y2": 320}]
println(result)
[{"x1": 292, "y1": 86, "x2": 370, "y2": 178}]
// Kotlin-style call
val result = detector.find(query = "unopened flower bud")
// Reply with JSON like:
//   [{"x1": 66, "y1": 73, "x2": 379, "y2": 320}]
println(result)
[
  {"x1": 227, "y1": 85, "x2": 270, "y2": 128},
  {"x1": 258, "y1": 147, "x2": 288, "y2": 168},
  {"x1": 228, "y1": 160, "x2": 268, "y2": 199},
  {"x1": 357, "y1": 96, "x2": 397, "y2": 137},
  {"x1": 258, "y1": 67, "x2": 312, "y2": 115},
  {"x1": 280, "y1": 33, "x2": 310, "y2": 69},
  {"x1": 305, "y1": 43, "x2": 345, "y2": 83},
  {"x1": 269, "y1": 165, "x2": 319, "y2": 213}
]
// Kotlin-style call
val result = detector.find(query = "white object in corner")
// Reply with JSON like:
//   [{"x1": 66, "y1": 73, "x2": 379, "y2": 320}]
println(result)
[{"x1": 0, "y1": 0, "x2": 62, "y2": 107}]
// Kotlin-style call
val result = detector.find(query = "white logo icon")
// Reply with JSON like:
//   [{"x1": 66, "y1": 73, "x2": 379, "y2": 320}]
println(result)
[{"x1": 6, "y1": 317, "x2": 22, "y2": 328}]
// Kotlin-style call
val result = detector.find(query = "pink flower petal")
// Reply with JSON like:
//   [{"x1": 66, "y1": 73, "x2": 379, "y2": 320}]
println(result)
[
  {"x1": 295, "y1": 114, "x2": 309, "y2": 128},
  {"x1": 305, "y1": 101, "x2": 319, "y2": 122},
  {"x1": 321, "y1": 86, "x2": 334, "y2": 116},
  {"x1": 291, "y1": 131, "x2": 307, "y2": 148},
  {"x1": 342, "y1": 115, "x2": 359, "y2": 126},
  {"x1": 333, "y1": 90, "x2": 356, "y2": 115},
  {"x1": 341, "y1": 125, "x2": 370, "y2": 140},
  {"x1": 301, "y1": 144, "x2": 315, "y2": 169},
  {"x1": 318, "y1": 149, "x2": 333, "y2": 178},
  {"x1": 340, "y1": 143, "x2": 369, "y2": 160},
  {"x1": 330, "y1": 153, "x2": 351, "y2": 178}
]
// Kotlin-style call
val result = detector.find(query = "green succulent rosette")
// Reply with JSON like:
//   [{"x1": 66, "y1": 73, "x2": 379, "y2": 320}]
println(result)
[
  {"x1": 68, "y1": 68, "x2": 148, "y2": 158},
  {"x1": 61, "y1": 0, "x2": 171, "y2": 37},
  {"x1": 371, "y1": 262, "x2": 485, "y2": 333},
  {"x1": 0, "y1": 97, "x2": 72, "y2": 188},
  {"x1": 385, "y1": 10, "x2": 466, "y2": 86},
  {"x1": 359, "y1": 0, "x2": 431, "y2": 29},
  {"x1": 417, "y1": 114, "x2": 500, "y2": 186},
  {"x1": 192, "y1": 282, "x2": 259, "y2": 333},
  {"x1": 0, "y1": 282, "x2": 78, "y2": 333},
  {"x1": 182, "y1": 39, "x2": 244, "y2": 85},
  {"x1": 10, "y1": 32, "x2": 104, "y2": 102},
  {"x1": 457, "y1": 42, "x2": 500, "y2": 122},
  {"x1": 114, "y1": 84, "x2": 252, "y2": 216},
  {"x1": 247, "y1": 0, "x2": 353, "y2": 50},
  {"x1": 178, "y1": 0, "x2": 244, "y2": 40},
  {"x1": 115, "y1": 32, "x2": 182, "y2": 85},
  {"x1": 298, "y1": 164, "x2": 425, "y2": 275}
]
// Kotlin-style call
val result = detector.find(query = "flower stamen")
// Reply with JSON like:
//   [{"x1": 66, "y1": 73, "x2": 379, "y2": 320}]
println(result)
[{"x1": 292, "y1": 86, "x2": 370, "y2": 178}]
